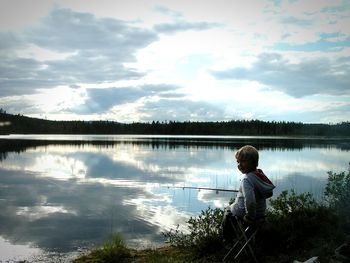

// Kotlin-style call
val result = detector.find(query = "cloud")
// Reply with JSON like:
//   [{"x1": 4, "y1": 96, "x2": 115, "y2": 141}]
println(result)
[
  {"x1": 85, "y1": 153, "x2": 181, "y2": 184},
  {"x1": 0, "y1": 31, "x2": 24, "y2": 51},
  {"x1": 280, "y1": 16, "x2": 313, "y2": 26},
  {"x1": 321, "y1": 1, "x2": 350, "y2": 14},
  {"x1": 0, "y1": 167, "x2": 163, "y2": 252},
  {"x1": 154, "y1": 20, "x2": 220, "y2": 34},
  {"x1": 210, "y1": 52, "x2": 350, "y2": 98},
  {"x1": 0, "y1": 142, "x2": 197, "y2": 253},
  {"x1": 274, "y1": 172, "x2": 327, "y2": 197},
  {"x1": 1, "y1": 141, "x2": 232, "y2": 254},
  {"x1": 139, "y1": 99, "x2": 228, "y2": 121},
  {"x1": 1, "y1": 1, "x2": 349, "y2": 124},
  {"x1": 0, "y1": 7, "x2": 158, "y2": 97},
  {"x1": 0, "y1": 96, "x2": 40, "y2": 115},
  {"x1": 153, "y1": 5, "x2": 183, "y2": 18},
  {"x1": 69, "y1": 84, "x2": 184, "y2": 114},
  {"x1": 25, "y1": 7, "x2": 157, "y2": 55}
]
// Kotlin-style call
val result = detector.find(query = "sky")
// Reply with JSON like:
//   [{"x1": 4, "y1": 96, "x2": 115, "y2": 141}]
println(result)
[{"x1": 0, "y1": 0, "x2": 349, "y2": 124}]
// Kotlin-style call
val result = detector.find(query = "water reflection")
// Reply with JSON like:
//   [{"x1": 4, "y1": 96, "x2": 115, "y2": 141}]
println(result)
[{"x1": 0, "y1": 136, "x2": 349, "y2": 262}]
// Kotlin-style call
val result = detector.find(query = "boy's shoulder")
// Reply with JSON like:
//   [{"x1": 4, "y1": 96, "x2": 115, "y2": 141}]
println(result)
[
  {"x1": 241, "y1": 172, "x2": 256, "y2": 183},
  {"x1": 243, "y1": 171, "x2": 257, "y2": 179}
]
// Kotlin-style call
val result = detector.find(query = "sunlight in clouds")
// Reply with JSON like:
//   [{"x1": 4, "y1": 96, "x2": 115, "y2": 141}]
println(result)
[
  {"x1": 31, "y1": 86, "x2": 87, "y2": 114},
  {"x1": 0, "y1": 0, "x2": 349, "y2": 123}
]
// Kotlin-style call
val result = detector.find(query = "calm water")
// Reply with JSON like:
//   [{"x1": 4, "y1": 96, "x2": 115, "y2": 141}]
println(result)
[{"x1": 0, "y1": 135, "x2": 349, "y2": 262}]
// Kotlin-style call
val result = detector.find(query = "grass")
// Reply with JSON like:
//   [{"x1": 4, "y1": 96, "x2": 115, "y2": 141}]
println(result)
[
  {"x1": 74, "y1": 234, "x2": 131, "y2": 263},
  {"x1": 73, "y1": 241, "x2": 195, "y2": 263}
]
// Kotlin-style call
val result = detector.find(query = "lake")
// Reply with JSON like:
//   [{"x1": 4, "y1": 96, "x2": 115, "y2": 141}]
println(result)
[{"x1": 0, "y1": 135, "x2": 349, "y2": 262}]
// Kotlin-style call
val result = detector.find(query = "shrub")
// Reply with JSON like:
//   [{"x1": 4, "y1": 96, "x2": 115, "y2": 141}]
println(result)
[
  {"x1": 163, "y1": 207, "x2": 224, "y2": 255},
  {"x1": 324, "y1": 167, "x2": 350, "y2": 237},
  {"x1": 324, "y1": 168, "x2": 350, "y2": 208},
  {"x1": 263, "y1": 190, "x2": 339, "y2": 251},
  {"x1": 269, "y1": 189, "x2": 318, "y2": 217}
]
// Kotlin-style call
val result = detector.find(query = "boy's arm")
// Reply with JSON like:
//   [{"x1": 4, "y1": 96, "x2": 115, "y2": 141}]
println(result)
[{"x1": 242, "y1": 177, "x2": 256, "y2": 220}]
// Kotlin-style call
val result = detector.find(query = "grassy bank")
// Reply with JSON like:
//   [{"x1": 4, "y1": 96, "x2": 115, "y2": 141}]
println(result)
[{"x1": 73, "y1": 168, "x2": 350, "y2": 263}]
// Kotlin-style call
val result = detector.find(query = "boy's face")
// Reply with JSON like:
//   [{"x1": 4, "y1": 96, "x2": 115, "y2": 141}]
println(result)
[{"x1": 236, "y1": 157, "x2": 254, "y2": 174}]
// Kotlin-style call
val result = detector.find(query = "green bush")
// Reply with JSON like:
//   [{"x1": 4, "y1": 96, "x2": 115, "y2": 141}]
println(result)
[
  {"x1": 269, "y1": 189, "x2": 318, "y2": 217},
  {"x1": 163, "y1": 207, "x2": 224, "y2": 255},
  {"x1": 324, "y1": 168, "x2": 350, "y2": 210},
  {"x1": 263, "y1": 190, "x2": 339, "y2": 251},
  {"x1": 324, "y1": 167, "x2": 350, "y2": 237}
]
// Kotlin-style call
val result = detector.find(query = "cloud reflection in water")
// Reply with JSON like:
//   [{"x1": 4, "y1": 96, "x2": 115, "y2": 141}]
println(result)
[{"x1": 0, "y1": 138, "x2": 349, "y2": 262}]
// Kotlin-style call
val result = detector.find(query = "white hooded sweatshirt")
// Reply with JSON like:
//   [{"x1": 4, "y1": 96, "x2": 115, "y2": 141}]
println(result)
[{"x1": 230, "y1": 169, "x2": 275, "y2": 220}]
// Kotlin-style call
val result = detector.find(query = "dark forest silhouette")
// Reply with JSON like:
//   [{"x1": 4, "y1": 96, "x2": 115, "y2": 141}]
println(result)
[{"x1": 0, "y1": 108, "x2": 349, "y2": 136}]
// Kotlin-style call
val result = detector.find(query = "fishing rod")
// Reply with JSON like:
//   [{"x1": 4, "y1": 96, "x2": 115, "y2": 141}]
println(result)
[{"x1": 166, "y1": 185, "x2": 239, "y2": 193}]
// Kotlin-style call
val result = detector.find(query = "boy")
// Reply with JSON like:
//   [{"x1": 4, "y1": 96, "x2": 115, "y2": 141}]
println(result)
[{"x1": 222, "y1": 145, "x2": 275, "y2": 243}]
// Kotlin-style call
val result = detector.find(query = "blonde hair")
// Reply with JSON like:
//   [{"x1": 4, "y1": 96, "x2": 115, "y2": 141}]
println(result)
[{"x1": 235, "y1": 145, "x2": 259, "y2": 168}]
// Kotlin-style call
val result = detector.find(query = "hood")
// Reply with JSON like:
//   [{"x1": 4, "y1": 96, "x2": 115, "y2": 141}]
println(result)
[
  {"x1": 254, "y1": 169, "x2": 274, "y2": 185},
  {"x1": 249, "y1": 169, "x2": 275, "y2": 198}
]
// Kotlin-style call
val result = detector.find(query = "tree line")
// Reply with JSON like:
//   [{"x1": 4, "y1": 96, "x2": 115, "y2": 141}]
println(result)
[{"x1": 0, "y1": 109, "x2": 349, "y2": 136}]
